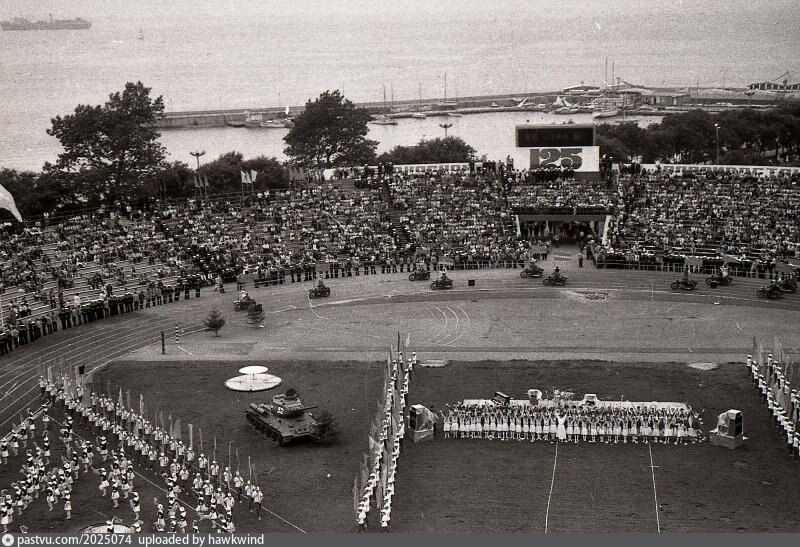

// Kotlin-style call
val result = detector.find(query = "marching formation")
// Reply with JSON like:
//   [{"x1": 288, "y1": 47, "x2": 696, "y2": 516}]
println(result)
[
  {"x1": 354, "y1": 348, "x2": 416, "y2": 533},
  {"x1": 1, "y1": 374, "x2": 265, "y2": 534},
  {"x1": 747, "y1": 347, "x2": 800, "y2": 459},
  {"x1": 442, "y1": 400, "x2": 704, "y2": 445}
]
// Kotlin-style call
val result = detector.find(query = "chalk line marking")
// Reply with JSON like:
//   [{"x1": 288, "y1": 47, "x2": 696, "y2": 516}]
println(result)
[
  {"x1": 544, "y1": 441, "x2": 558, "y2": 533},
  {"x1": 648, "y1": 442, "x2": 662, "y2": 534},
  {"x1": 176, "y1": 345, "x2": 193, "y2": 356}
]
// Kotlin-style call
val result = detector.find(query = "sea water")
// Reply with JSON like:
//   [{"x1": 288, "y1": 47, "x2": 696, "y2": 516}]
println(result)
[{"x1": 0, "y1": 0, "x2": 797, "y2": 171}]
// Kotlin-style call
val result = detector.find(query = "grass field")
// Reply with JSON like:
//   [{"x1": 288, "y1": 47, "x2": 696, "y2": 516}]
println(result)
[{"x1": 91, "y1": 358, "x2": 800, "y2": 533}]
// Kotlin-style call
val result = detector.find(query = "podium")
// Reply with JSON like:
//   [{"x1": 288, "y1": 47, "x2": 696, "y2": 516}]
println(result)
[{"x1": 709, "y1": 409, "x2": 744, "y2": 449}]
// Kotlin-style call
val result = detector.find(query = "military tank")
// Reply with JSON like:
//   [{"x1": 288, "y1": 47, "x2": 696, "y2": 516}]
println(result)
[{"x1": 245, "y1": 389, "x2": 321, "y2": 445}]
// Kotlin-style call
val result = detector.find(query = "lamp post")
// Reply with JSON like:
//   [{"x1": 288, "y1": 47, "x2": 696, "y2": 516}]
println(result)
[
  {"x1": 714, "y1": 124, "x2": 720, "y2": 164},
  {"x1": 190, "y1": 150, "x2": 206, "y2": 199},
  {"x1": 439, "y1": 123, "x2": 452, "y2": 138},
  {"x1": 190, "y1": 150, "x2": 206, "y2": 170}
]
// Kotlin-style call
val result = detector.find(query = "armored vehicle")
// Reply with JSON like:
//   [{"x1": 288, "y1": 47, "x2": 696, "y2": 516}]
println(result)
[{"x1": 246, "y1": 389, "x2": 321, "y2": 445}]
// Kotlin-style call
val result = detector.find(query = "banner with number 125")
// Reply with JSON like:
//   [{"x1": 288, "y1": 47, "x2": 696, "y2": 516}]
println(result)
[{"x1": 529, "y1": 146, "x2": 600, "y2": 172}]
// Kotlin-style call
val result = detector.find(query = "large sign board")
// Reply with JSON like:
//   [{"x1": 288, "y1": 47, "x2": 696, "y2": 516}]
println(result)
[
  {"x1": 640, "y1": 163, "x2": 800, "y2": 177},
  {"x1": 516, "y1": 125, "x2": 595, "y2": 148},
  {"x1": 528, "y1": 146, "x2": 600, "y2": 171},
  {"x1": 515, "y1": 124, "x2": 599, "y2": 173}
]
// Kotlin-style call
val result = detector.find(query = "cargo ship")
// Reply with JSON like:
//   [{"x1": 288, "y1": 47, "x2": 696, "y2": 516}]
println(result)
[{"x1": 1, "y1": 15, "x2": 91, "y2": 30}]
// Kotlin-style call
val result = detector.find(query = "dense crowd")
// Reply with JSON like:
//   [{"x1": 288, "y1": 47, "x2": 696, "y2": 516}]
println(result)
[
  {"x1": 2, "y1": 164, "x2": 799, "y2": 342},
  {"x1": 599, "y1": 171, "x2": 800, "y2": 271}
]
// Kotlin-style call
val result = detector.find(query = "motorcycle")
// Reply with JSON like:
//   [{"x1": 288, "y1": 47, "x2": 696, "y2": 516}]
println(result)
[
  {"x1": 756, "y1": 285, "x2": 783, "y2": 299},
  {"x1": 776, "y1": 278, "x2": 798, "y2": 293},
  {"x1": 308, "y1": 285, "x2": 331, "y2": 299},
  {"x1": 519, "y1": 265, "x2": 544, "y2": 278},
  {"x1": 430, "y1": 278, "x2": 453, "y2": 290},
  {"x1": 670, "y1": 279, "x2": 697, "y2": 291},
  {"x1": 408, "y1": 269, "x2": 431, "y2": 281},
  {"x1": 542, "y1": 274, "x2": 568, "y2": 286},
  {"x1": 234, "y1": 296, "x2": 256, "y2": 311},
  {"x1": 705, "y1": 273, "x2": 732, "y2": 286}
]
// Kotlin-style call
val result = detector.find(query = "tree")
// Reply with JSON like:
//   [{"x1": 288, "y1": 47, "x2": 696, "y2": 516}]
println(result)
[
  {"x1": 46, "y1": 81, "x2": 167, "y2": 204},
  {"x1": 246, "y1": 303, "x2": 265, "y2": 328},
  {"x1": 203, "y1": 308, "x2": 226, "y2": 337},
  {"x1": 377, "y1": 137, "x2": 476, "y2": 165},
  {"x1": 241, "y1": 156, "x2": 290, "y2": 190},
  {"x1": 198, "y1": 151, "x2": 245, "y2": 193},
  {"x1": 283, "y1": 90, "x2": 377, "y2": 169}
]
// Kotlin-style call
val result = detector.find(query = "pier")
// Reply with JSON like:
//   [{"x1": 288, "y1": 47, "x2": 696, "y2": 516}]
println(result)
[{"x1": 155, "y1": 87, "x2": 780, "y2": 130}]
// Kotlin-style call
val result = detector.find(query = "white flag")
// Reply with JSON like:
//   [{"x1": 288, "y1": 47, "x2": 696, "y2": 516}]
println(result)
[
  {"x1": 249, "y1": 170, "x2": 257, "y2": 184},
  {"x1": 240, "y1": 171, "x2": 248, "y2": 185},
  {"x1": 0, "y1": 183, "x2": 22, "y2": 222}
]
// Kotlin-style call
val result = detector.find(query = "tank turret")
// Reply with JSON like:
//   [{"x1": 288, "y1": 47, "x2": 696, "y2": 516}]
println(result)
[{"x1": 245, "y1": 389, "x2": 322, "y2": 445}]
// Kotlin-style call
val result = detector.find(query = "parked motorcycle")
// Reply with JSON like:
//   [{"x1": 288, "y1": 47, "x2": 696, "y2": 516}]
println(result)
[
  {"x1": 671, "y1": 279, "x2": 697, "y2": 291},
  {"x1": 234, "y1": 296, "x2": 256, "y2": 311},
  {"x1": 430, "y1": 277, "x2": 454, "y2": 290},
  {"x1": 408, "y1": 269, "x2": 431, "y2": 281},
  {"x1": 705, "y1": 273, "x2": 732, "y2": 286},
  {"x1": 756, "y1": 285, "x2": 783, "y2": 299},
  {"x1": 519, "y1": 264, "x2": 544, "y2": 278},
  {"x1": 309, "y1": 285, "x2": 331, "y2": 299},
  {"x1": 542, "y1": 274, "x2": 568, "y2": 286}
]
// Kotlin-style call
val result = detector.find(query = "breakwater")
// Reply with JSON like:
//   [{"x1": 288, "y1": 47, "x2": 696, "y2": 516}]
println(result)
[{"x1": 155, "y1": 87, "x2": 779, "y2": 130}]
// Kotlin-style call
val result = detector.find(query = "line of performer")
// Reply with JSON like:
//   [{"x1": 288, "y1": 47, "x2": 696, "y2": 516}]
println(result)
[{"x1": 441, "y1": 404, "x2": 704, "y2": 444}]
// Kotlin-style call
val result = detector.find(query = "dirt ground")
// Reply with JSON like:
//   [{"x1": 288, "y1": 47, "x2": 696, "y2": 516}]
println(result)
[
  {"x1": 97, "y1": 359, "x2": 800, "y2": 532},
  {"x1": 391, "y1": 360, "x2": 800, "y2": 533},
  {"x1": 4, "y1": 259, "x2": 799, "y2": 533}
]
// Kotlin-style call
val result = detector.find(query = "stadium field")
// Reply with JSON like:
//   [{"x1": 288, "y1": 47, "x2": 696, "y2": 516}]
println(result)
[{"x1": 3, "y1": 261, "x2": 800, "y2": 533}]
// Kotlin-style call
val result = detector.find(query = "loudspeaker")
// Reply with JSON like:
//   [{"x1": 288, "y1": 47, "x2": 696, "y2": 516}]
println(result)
[
  {"x1": 468, "y1": 279, "x2": 475, "y2": 287},
  {"x1": 409, "y1": 405, "x2": 423, "y2": 430}
]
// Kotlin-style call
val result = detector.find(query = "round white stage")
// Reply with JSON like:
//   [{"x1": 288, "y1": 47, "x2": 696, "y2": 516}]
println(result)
[{"x1": 225, "y1": 366, "x2": 282, "y2": 392}]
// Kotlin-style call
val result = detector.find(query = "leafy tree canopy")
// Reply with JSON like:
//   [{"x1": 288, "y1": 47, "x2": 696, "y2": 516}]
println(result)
[
  {"x1": 46, "y1": 81, "x2": 167, "y2": 204},
  {"x1": 377, "y1": 136, "x2": 476, "y2": 165},
  {"x1": 198, "y1": 152, "x2": 289, "y2": 193},
  {"x1": 283, "y1": 90, "x2": 377, "y2": 169},
  {"x1": 597, "y1": 101, "x2": 800, "y2": 165}
]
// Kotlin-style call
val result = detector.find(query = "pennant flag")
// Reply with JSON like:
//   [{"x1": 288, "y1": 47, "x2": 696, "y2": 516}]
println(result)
[
  {"x1": 368, "y1": 434, "x2": 378, "y2": 459},
  {"x1": 169, "y1": 414, "x2": 174, "y2": 438},
  {"x1": 139, "y1": 394, "x2": 145, "y2": 416},
  {"x1": 198, "y1": 428, "x2": 203, "y2": 452},
  {"x1": 188, "y1": 423, "x2": 193, "y2": 448},
  {"x1": 202, "y1": 175, "x2": 209, "y2": 189},
  {"x1": 250, "y1": 170, "x2": 258, "y2": 184},
  {"x1": 193, "y1": 174, "x2": 201, "y2": 189},
  {"x1": 126, "y1": 390, "x2": 131, "y2": 412},
  {"x1": 0, "y1": 182, "x2": 23, "y2": 222},
  {"x1": 117, "y1": 387, "x2": 123, "y2": 410},
  {"x1": 353, "y1": 474, "x2": 360, "y2": 513},
  {"x1": 240, "y1": 171, "x2": 248, "y2": 185},
  {"x1": 174, "y1": 419, "x2": 181, "y2": 441}
]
